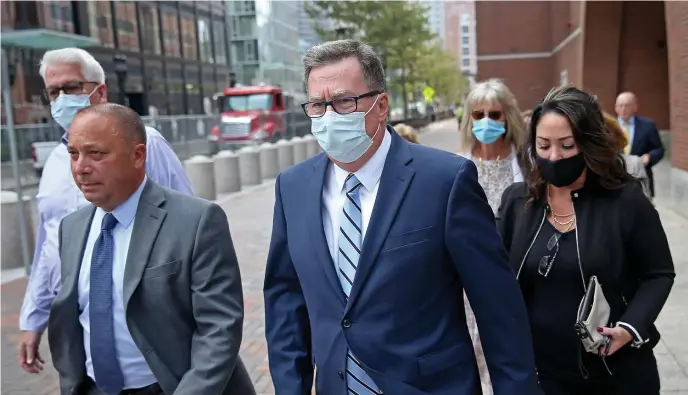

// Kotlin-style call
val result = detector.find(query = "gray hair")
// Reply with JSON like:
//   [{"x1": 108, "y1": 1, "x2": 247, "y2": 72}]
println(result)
[
  {"x1": 458, "y1": 78, "x2": 526, "y2": 150},
  {"x1": 75, "y1": 103, "x2": 147, "y2": 145},
  {"x1": 39, "y1": 47, "x2": 105, "y2": 84},
  {"x1": 302, "y1": 39, "x2": 386, "y2": 92}
]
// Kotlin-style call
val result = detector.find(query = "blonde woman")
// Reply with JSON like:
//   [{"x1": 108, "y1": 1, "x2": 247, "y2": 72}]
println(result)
[
  {"x1": 393, "y1": 123, "x2": 420, "y2": 143},
  {"x1": 458, "y1": 79, "x2": 528, "y2": 395}
]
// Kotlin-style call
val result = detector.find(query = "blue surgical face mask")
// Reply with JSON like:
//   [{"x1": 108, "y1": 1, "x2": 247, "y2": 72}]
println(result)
[
  {"x1": 311, "y1": 95, "x2": 381, "y2": 163},
  {"x1": 50, "y1": 88, "x2": 97, "y2": 132},
  {"x1": 472, "y1": 117, "x2": 506, "y2": 144}
]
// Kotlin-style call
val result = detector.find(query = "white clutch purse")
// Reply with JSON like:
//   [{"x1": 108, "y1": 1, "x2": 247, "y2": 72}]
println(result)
[{"x1": 575, "y1": 275, "x2": 611, "y2": 353}]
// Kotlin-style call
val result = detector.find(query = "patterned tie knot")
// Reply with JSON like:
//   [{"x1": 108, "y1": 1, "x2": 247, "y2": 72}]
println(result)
[
  {"x1": 345, "y1": 174, "x2": 362, "y2": 195},
  {"x1": 101, "y1": 213, "x2": 118, "y2": 231}
]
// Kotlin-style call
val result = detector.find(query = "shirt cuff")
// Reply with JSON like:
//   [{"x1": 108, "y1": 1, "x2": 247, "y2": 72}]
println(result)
[{"x1": 617, "y1": 321, "x2": 649, "y2": 348}]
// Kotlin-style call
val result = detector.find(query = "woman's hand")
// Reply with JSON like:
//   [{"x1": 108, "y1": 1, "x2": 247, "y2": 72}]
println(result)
[{"x1": 597, "y1": 326, "x2": 633, "y2": 356}]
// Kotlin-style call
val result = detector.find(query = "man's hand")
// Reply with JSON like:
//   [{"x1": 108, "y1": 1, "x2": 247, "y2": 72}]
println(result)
[
  {"x1": 641, "y1": 153, "x2": 650, "y2": 166},
  {"x1": 597, "y1": 326, "x2": 633, "y2": 356},
  {"x1": 18, "y1": 331, "x2": 45, "y2": 373}
]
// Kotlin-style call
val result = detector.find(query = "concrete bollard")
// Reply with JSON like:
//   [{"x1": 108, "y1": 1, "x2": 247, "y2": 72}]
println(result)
[
  {"x1": 292, "y1": 136, "x2": 308, "y2": 164},
  {"x1": 237, "y1": 146, "x2": 262, "y2": 186},
  {"x1": 184, "y1": 155, "x2": 216, "y2": 201},
  {"x1": 1, "y1": 191, "x2": 36, "y2": 270},
  {"x1": 304, "y1": 134, "x2": 320, "y2": 158},
  {"x1": 276, "y1": 139, "x2": 295, "y2": 172},
  {"x1": 213, "y1": 150, "x2": 242, "y2": 194},
  {"x1": 259, "y1": 142, "x2": 280, "y2": 180}
]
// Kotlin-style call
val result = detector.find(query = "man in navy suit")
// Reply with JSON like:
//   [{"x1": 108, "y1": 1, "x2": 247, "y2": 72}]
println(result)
[
  {"x1": 615, "y1": 92, "x2": 665, "y2": 197},
  {"x1": 263, "y1": 40, "x2": 540, "y2": 395}
]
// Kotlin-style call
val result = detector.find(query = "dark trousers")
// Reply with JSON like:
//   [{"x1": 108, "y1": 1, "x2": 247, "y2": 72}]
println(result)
[{"x1": 538, "y1": 348, "x2": 660, "y2": 395}]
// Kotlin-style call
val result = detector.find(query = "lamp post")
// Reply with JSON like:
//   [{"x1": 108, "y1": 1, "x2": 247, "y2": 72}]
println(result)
[{"x1": 113, "y1": 53, "x2": 128, "y2": 106}]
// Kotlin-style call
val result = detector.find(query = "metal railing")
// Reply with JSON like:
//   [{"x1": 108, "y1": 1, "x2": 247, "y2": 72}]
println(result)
[{"x1": 0, "y1": 110, "x2": 316, "y2": 163}]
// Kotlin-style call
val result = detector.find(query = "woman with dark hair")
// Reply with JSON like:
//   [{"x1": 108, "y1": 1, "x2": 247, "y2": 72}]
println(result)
[{"x1": 498, "y1": 85, "x2": 675, "y2": 395}]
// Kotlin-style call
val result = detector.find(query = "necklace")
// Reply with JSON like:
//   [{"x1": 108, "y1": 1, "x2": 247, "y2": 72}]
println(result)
[{"x1": 547, "y1": 185, "x2": 576, "y2": 232}]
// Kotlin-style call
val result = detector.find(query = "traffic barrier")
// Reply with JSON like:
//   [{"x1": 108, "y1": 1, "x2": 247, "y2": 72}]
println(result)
[
  {"x1": 1, "y1": 191, "x2": 35, "y2": 270},
  {"x1": 292, "y1": 136, "x2": 308, "y2": 164},
  {"x1": 213, "y1": 150, "x2": 241, "y2": 194},
  {"x1": 303, "y1": 134, "x2": 320, "y2": 158},
  {"x1": 237, "y1": 146, "x2": 262, "y2": 186},
  {"x1": 259, "y1": 142, "x2": 280, "y2": 180},
  {"x1": 184, "y1": 155, "x2": 216, "y2": 201},
  {"x1": 276, "y1": 139, "x2": 295, "y2": 172}
]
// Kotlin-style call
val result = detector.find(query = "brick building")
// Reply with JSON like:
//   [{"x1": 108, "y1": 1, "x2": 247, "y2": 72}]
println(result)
[
  {"x1": 1, "y1": 1, "x2": 234, "y2": 123},
  {"x1": 476, "y1": 1, "x2": 688, "y2": 217}
]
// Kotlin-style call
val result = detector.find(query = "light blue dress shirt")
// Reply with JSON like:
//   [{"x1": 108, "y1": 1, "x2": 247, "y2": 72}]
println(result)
[
  {"x1": 78, "y1": 177, "x2": 156, "y2": 389},
  {"x1": 19, "y1": 126, "x2": 194, "y2": 332}
]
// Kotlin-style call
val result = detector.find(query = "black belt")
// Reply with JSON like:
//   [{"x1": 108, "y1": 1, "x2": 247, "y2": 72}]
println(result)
[
  {"x1": 84, "y1": 378, "x2": 163, "y2": 395},
  {"x1": 120, "y1": 383, "x2": 162, "y2": 395}
]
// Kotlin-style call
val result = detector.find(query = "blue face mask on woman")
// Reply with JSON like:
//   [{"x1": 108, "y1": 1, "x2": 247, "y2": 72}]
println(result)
[
  {"x1": 311, "y1": 95, "x2": 381, "y2": 163},
  {"x1": 472, "y1": 117, "x2": 506, "y2": 144},
  {"x1": 50, "y1": 88, "x2": 97, "y2": 132}
]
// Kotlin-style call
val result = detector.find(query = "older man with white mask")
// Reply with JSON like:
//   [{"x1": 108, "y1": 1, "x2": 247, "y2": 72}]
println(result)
[{"x1": 17, "y1": 47, "x2": 194, "y2": 374}]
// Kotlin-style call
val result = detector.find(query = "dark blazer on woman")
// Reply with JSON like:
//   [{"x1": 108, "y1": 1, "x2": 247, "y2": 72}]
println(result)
[{"x1": 496, "y1": 178, "x2": 674, "y2": 353}]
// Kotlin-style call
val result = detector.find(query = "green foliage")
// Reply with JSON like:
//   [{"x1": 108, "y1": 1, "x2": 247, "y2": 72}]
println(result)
[{"x1": 305, "y1": 1, "x2": 469, "y2": 111}]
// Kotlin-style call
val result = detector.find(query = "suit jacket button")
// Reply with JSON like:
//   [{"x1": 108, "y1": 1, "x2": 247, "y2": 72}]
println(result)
[
  {"x1": 342, "y1": 318, "x2": 351, "y2": 328},
  {"x1": 338, "y1": 371, "x2": 344, "y2": 380}
]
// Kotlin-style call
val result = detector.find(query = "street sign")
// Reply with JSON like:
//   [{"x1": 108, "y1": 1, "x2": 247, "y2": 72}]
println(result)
[{"x1": 423, "y1": 86, "x2": 435, "y2": 103}]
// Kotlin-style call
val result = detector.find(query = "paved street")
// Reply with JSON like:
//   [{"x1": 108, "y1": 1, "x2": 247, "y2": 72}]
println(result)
[{"x1": 1, "y1": 119, "x2": 687, "y2": 394}]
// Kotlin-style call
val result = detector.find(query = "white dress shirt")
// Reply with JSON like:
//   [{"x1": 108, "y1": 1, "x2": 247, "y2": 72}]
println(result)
[
  {"x1": 322, "y1": 130, "x2": 392, "y2": 266},
  {"x1": 77, "y1": 177, "x2": 156, "y2": 389}
]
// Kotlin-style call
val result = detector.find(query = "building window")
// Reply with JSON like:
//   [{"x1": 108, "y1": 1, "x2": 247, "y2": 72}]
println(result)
[
  {"x1": 462, "y1": 58, "x2": 470, "y2": 67},
  {"x1": 116, "y1": 2, "x2": 139, "y2": 52},
  {"x1": 140, "y1": 4, "x2": 161, "y2": 55},
  {"x1": 462, "y1": 36, "x2": 469, "y2": 45},
  {"x1": 88, "y1": 2, "x2": 115, "y2": 48},
  {"x1": 232, "y1": 15, "x2": 255, "y2": 38},
  {"x1": 44, "y1": 1, "x2": 73, "y2": 33},
  {"x1": 462, "y1": 47, "x2": 469, "y2": 56},
  {"x1": 461, "y1": 25, "x2": 469, "y2": 34},
  {"x1": 461, "y1": 13, "x2": 471, "y2": 25},
  {"x1": 181, "y1": 14, "x2": 198, "y2": 60},
  {"x1": 162, "y1": 10, "x2": 181, "y2": 57},
  {"x1": 231, "y1": 0, "x2": 255, "y2": 13},
  {"x1": 198, "y1": 18, "x2": 213, "y2": 63},
  {"x1": 213, "y1": 20, "x2": 228, "y2": 64}
]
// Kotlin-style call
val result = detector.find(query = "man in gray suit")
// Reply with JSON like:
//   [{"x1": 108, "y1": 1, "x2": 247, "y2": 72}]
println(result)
[{"x1": 48, "y1": 103, "x2": 255, "y2": 395}]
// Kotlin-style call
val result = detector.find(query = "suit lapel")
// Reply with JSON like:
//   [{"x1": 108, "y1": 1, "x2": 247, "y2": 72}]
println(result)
[
  {"x1": 123, "y1": 180, "x2": 167, "y2": 308},
  {"x1": 63, "y1": 207, "x2": 96, "y2": 300},
  {"x1": 307, "y1": 154, "x2": 348, "y2": 304},
  {"x1": 345, "y1": 131, "x2": 415, "y2": 314}
]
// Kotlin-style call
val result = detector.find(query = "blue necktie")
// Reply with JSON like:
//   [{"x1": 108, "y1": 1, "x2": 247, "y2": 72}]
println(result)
[
  {"x1": 338, "y1": 174, "x2": 382, "y2": 395},
  {"x1": 89, "y1": 213, "x2": 124, "y2": 395}
]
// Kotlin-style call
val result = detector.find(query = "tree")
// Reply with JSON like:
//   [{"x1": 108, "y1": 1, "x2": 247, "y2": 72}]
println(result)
[
  {"x1": 306, "y1": 1, "x2": 436, "y2": 118},
  {"x1": 415, "y1": 43, "x2": 471, "y2": 105}
]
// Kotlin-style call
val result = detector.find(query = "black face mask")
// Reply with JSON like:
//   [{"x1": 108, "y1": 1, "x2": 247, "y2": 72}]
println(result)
[{"x1": 536, "y1": 152, "x2": 586, "y2": 187}]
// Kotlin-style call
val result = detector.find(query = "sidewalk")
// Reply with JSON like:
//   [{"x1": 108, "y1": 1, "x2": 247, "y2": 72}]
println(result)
[{"x1": 0, "y1": 120, "x2": 686, "y2": 394}]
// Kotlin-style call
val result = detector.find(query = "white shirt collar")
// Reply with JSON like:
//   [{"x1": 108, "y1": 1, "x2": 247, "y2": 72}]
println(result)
[{"x1": 332, "y1": 128, "x2": 392, "y2": 193}]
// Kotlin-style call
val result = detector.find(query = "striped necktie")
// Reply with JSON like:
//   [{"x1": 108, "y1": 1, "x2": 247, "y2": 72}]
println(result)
[{"x1": 338, "y1": 174, "x2": 382, "y2": 395}]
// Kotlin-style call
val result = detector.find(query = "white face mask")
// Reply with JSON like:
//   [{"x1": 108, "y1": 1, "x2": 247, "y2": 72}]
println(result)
[{"x1": 311, "y1": 95, "x2": 381, "y2": 163}]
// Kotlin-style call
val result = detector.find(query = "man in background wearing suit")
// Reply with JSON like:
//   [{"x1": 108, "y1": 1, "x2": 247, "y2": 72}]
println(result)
[
  {"x1": 48, "y1": 103, "x2": 255, "y2": 395},
  {"x1": 263, "y1": 40, "x2": 539, "y2": 395},
  {"x1": 615, "y1": 92, "x2": 665, "y2": 197}
]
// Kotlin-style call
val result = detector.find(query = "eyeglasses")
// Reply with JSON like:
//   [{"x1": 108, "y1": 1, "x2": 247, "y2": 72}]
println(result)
[
  {"x1": 43, "y1": 81, "x2": 99, "y2": 102},
  {"x1": 538, "y1": 232, "x2": 561, "y2": 277},
  {"x1": 471, "y1": 110, "x2": 502, "y2": 121},
  {"x1": 301, "y1": 91, "x2": 381, "y2": 118}
]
